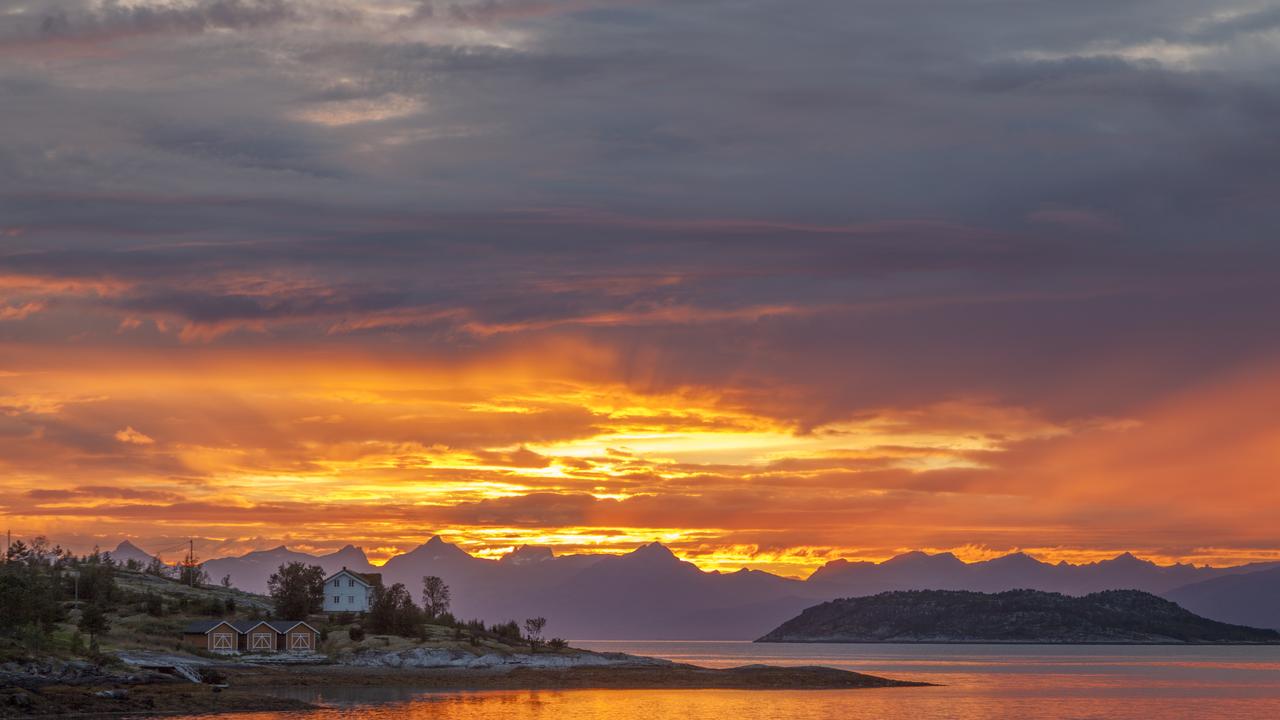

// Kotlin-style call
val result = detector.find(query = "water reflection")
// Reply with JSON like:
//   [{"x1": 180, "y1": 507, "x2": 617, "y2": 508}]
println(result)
[{"x1": 180, "y1": 643, "x2": 1280, "y2": 720}]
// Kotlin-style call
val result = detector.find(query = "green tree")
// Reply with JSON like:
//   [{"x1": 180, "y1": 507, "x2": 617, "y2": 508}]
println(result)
[
  {"x1": 79, "y1": 602, "x2": 109, "y2": 643},
  {"x1": 267, "y1": 562, "x2": 326, "y2": 619},
  {"x1": 178, "y1": 560, "x2": 209, "y2": 587},
  {"x1": 368, "y1": 582, "x2": 421, "y2": 636},
  {"x1": 524, "y1": 617, "x2": 547, "y2": 652},
  {"x1": 145, "y1": 555, "x2": 168, "y2": 577},
  {"x1": 421, "y1": 575, "x2": 451, "y2": 618}
]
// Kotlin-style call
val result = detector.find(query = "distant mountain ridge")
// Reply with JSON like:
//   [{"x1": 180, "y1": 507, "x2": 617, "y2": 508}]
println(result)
[
  {"x1": 103, "y1": 539, "x2": 1280, "y2": 639},
  {"x1": 807, "y1": 550, "x2": 1278, "y2": 596},
  {"x1": 1165, "y1": 566, "x2": 1280, "y2": 630},
  {"x1": 758, "y1": 589, "x2": 1280, "y2": 644}
]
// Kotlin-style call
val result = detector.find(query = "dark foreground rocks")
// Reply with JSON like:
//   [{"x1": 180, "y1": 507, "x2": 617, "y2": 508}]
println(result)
[
  {"x1": 224, "y1": 662, "x2": 929, "y2": 691},
  {"x1": 0, "y1": 661, "x2": 926, "y2": 717}
]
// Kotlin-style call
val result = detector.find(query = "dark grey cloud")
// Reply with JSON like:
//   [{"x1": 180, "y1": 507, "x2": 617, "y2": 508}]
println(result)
[
  {"x1": 3, "y1": 0, "x2": 301, "y2": 45},
  {"x1": 1, "y1": 0, "x2": 1278, "y2": 424}
]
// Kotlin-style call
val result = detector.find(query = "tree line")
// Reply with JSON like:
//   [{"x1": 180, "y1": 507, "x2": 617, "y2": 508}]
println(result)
[
  {"x1": 266, "y1": 561, "x2": 560, "y2": 650},
  {"x1": 0, "y1": 538, "x2": 119, "y2": 656}
]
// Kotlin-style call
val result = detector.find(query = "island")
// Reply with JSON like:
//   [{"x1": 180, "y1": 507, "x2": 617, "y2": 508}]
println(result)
[{"x1": 757, "y1": 589, "x2": 1280, "y2": 644}]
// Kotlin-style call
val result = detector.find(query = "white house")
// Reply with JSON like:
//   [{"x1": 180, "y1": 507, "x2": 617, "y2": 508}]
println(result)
[{"x1": 322, "y1": 567, "x2": 380, "y2": 613}]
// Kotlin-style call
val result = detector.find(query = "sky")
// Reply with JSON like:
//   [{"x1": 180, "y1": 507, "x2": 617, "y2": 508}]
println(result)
[{"x1": 2, "y1": 0, "x2": 1279, "y2": 577}]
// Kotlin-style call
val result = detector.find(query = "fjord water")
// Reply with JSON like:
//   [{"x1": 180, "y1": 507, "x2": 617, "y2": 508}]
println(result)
[{"x1": 186, "y1": 642, "x2": 1280, "y2": 720}]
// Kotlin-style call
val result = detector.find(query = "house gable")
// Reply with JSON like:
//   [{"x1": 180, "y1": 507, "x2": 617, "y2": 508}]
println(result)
[{"x1": 323, "y1": 569, "x2": 371, "y2": 589}]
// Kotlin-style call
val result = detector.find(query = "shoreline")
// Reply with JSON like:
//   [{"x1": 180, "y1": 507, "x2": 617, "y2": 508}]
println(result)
[
  {"x1": 755, "y1": 639, "x2": 1280, "y2": 645},
  {"x1": 0, "y1": 662, "x2": 930, "y2": 717}
]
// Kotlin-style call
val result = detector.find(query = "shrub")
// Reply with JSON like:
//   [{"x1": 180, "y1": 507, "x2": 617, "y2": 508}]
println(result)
[
  {"x1": 348, "y1": 625, "x2": 365, "y2": 642},
  {"x1": 547, "y1": 638, "x2": 568, "y2": 650},
  {"x1": 203, "y1": 597, "x2": 225, "y2": 616},
  {"x1": 491, "y1": 620, "x2": 521, "y2": 641}
]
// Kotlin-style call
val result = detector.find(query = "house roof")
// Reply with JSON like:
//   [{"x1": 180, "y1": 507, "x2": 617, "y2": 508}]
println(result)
[
  {"x1": 324, "y1": 567, "x2": 380, "y2": 587},
  {"x1": 182, "y1": 620, "x2": 236, "y2": 634},
  {"x1": 233, "y1": 620, "x2": 274, "y2": 633}
]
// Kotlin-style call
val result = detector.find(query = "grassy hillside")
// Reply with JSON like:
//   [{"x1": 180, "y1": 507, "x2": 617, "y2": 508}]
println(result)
[{"x1": 1, "y1": 566, "x2": 275, "y2": 663}]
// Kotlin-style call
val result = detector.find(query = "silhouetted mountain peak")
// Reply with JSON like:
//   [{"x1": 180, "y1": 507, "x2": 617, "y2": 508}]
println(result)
[
  {"x1": 501, "y1": 545, "x2": 555, "y2": 565},
  {"x1": 106, "y1": 540, "x2": 155, "y2": 564},
  {"x1": 984, "y1": 552, "x2": 1046, "y2": 568},
  {"x1": 243, "y1": 545, "x2": 294, "y2": 558},
  {"x1": 631, "y1": 541, "x2": 677, "y2": 560},
  {"x1": 1100, "y1": 552, "x2": 1153, "y2": 568},
  {"x1": 325, "y1": 544, "x2": 370, "y2": 564},
  {"x1": 406, "y1": 536, "x2": 471, "y2": 561},
  {"x1": 885, "y1": 551, "x2": 963, "y2": 567}
]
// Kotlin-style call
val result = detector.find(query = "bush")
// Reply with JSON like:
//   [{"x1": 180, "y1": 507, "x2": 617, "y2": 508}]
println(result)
[
  {"x1": 144, "y1": 593, "x2": 164, "y2": 617},
  {"x1": 491, "y1": 620, "x2": 521, "y2": 641},
  {"x1": 547, "y1": 637, "x2": 568, "y2": 650},
  {"x1": 203, "y1": 597, "x2": 225, "y2": 616},
  {"x1": 367, "y1": 583, "x2": 422, "y2": 637},
  {"x1": 332, "y1": 612, "x2": 354, "y2": 626},
  {"x1": 224, "y1": 597, "x2": 236, "y2": 614},
  {"x1": 348, "y1": 625, "x2": 365, "y2": 642}
]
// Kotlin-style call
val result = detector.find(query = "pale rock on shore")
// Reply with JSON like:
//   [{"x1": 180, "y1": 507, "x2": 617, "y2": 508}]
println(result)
[{"x1": 342, "y1": 647, "x2": 672, "y2": 669}]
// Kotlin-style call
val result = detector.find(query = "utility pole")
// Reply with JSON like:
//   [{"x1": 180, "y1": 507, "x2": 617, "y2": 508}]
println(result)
[{"x1": 187, "y1": 538, "x2": 195, "y2": 587}]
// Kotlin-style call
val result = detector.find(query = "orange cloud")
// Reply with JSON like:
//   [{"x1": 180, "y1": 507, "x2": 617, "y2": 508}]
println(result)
[{"x1": 114, "y1": 426, "x2": 156, "y2": 445}]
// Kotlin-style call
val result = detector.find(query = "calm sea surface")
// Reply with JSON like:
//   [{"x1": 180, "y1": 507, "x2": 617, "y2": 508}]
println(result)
[{"x1": 181, "y1": 641, "x2": 1280, "y2": 720}]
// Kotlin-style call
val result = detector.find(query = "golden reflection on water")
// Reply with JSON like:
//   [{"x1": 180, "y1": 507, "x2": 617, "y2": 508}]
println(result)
[
  {"x1": 185, "y1": 645, "x2": 1280, "y2": 720},
  {"x1": 189, "y1": 686, "x2": 1280, "y2": 720}
]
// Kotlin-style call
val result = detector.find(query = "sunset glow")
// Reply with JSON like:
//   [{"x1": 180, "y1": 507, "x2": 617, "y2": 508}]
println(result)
[{"x1": 3, "y1": 0, "x2": 1280, "y2": 576}]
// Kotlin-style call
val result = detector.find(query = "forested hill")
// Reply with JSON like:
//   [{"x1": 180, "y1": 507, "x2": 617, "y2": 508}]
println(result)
[{"x1": 757, "y1": 589, "x2": 1280, "y2": 644}]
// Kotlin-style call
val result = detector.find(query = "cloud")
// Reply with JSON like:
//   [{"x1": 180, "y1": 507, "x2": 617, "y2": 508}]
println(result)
[
  {"x1": 114, "y1": 426, "x2": 156, "y2": 445},
  {"x1": 2, "y1": 0, "x2": 303, "y2": 49},
  {"x1": 1, "y1": 0, "x2": 1279, "y2": 572},
  {"x1": 0, "y1": 301, "x2": 45, "y2": 321}
]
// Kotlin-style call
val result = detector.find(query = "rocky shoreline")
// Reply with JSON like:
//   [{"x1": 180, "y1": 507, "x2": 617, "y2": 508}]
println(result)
[{"x1": 0, "y1": 655, "x2": 927, "y2": 717}]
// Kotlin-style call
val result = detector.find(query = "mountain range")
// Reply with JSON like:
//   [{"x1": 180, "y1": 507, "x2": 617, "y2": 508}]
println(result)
[{"x1": 104, "y1": 539, "x2": 1280, "y2": 639}]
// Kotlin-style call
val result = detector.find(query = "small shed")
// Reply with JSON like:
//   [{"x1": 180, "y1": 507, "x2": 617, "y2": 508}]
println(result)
[
  {"x1": 181, "y1": 620, "x2": 240, "y2": 653},
  {"x1": 267, "y1": 620, "x2": 321, "y2": 652},
  {"x1": 237, "y1": 620, "x2": 279, "y2": 653}
]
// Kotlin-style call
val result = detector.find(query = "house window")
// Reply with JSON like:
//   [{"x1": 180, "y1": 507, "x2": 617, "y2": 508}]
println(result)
[
  {"x1": 349, "y1": 579, "x2": 355, "y2": 587},
  {"x1": 333, "y1": 595, "x2": 340, "y2": 603},
  {"x1": 347, "y1": 595, "x2": 354, "y2": 603},
  {"x1": 333, "y1": 579, "x2": 341, "y2": 588}
]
